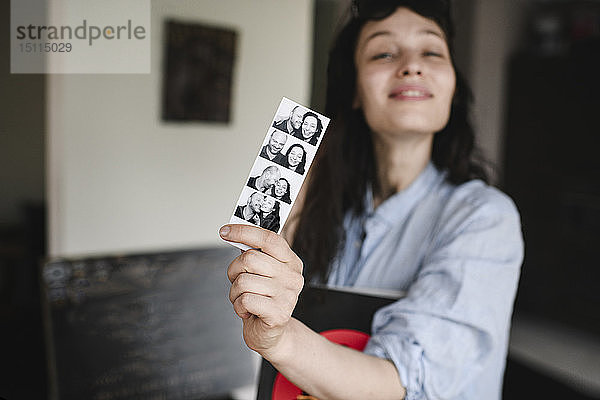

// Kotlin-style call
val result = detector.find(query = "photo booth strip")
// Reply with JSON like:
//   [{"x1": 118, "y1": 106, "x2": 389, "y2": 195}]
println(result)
[{"x1": 225, "y1": 97, "x2": 330, "y2": 251}]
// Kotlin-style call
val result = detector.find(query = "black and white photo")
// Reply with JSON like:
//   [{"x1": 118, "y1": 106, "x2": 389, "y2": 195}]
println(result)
[
  {"x1": 269, "y1": 177, "x2": 291, "y2": 204},
  {"x1": 246, "y1": 157, "x2": 303, "y2": 206},
  {"x1": 277, "y1": 143, "x2": 307, "y2": 175},
  {"x1": 232, "y1": 188, "x2": 283, "y2": 233},
  {"x1": 227, "y1": 97, "x2": 330, "y2": 250},
  {"x1": 247, "y1": 165, "x2": 281, "y2": 193},
  {"x1": 259, "y1": 130, "x2": 287, "y2": 163},
  {"x1": 293, "y1": 110, "x2": 324, "y2": 146},
  {"x1": 272, "y1": 104, "x2": 304, "y2": 136},
  {"x1": 259, "y1": 196, "x2": 281, "y2": 232},
  {"x1": 234, "y1": 190, "x2": 264, "y2": 226}
]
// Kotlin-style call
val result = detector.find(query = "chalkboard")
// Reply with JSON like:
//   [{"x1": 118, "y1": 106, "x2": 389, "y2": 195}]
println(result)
[{"x1": 41, "y1": 247, "x2": 256, "y2": 400}]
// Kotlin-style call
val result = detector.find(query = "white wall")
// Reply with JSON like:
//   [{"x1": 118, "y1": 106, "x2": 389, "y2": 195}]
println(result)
[{"x1": 48, "y1": 0, "x2": 314, "y2": 257}]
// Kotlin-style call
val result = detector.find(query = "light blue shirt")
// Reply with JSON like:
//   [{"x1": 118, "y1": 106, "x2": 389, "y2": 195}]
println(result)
[{"x1": 327, "y1": 163, "x2": 524, "y2": 400}]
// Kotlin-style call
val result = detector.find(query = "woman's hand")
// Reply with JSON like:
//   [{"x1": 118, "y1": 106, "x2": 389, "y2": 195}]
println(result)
[
  {"x1": 220, "y1": 224, "x2": 304, "y2": 359},
  {"x1": 220, "y1": 224, "x2": 405, "y2": 400}
]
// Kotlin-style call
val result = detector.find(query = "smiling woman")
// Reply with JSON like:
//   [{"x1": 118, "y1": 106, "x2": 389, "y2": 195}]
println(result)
[
  {"x1": 221, "y1": 1, "x2": 523, "y2": 399},
  {"x1": 279, "y1": 143, "x2": 307, "y2": 175},
  {"x1": 293, "y1": 111, "x2": 324, "y2": 146},
  {"x1": 353, "y1": 9, "x2": 455, "y2": 141}
]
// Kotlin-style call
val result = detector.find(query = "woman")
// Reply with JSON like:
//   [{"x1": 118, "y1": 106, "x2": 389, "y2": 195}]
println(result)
[
  {"x1": 294, "y1": 111, "x2": 323, "y2": 146},
  {"x1": 271, "y1": 177, "x2": 292, "y2": 204},
  {"x1": 259, "y1": 196, "x2": 281, "y2": 233},
  {"x1": 220, "y1": 1, "x2": 523, "y2": 399},
  {"x1": 281, "y1": 143, "x2": 307, "y2": 175}
]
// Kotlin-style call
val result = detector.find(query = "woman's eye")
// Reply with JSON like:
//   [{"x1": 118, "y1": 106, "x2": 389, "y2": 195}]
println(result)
[
  {"x1": 423, "y1": 51, "x2": 443, "y2": 58},
  {"x1": 372, "y1": 52, "x2": 394, "y2": 61}
]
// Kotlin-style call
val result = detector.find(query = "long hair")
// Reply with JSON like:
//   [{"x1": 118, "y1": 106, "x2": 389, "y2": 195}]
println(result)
[
  {"x1": 292, "y1": 1, "x2": 489, "y2": 283},
  {"x1": 283, "y1": 144, "x2": 307, "y2": 175},
  {"x1": 272, "y1": 177, "x2": 292, "y2": 204},
  {"x1": 299, "y1": 111, "x2": 324, "y2": 145}
]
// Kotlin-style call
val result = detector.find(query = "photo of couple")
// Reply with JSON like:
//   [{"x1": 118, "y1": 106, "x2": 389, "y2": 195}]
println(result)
[
  {"x1": 246, "y1": 164, "x2": 292, "y2": 204},
  {"x1": 259, "y1": 130, "x2": 308, "y2": 176},
  {"x1": 234, "y1": 191, "x2": 281, "y2": 233},
  {"x1": 272, "y1": 104, "x2": 324, "y2": 147},
  {"x1": 227, "y1": 98, "x2": 329, "y2": 245}
]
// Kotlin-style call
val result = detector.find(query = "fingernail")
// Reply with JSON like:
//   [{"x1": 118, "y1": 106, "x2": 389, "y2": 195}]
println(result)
[{"x1": 219, "y1": 225, "x2": 230, "y2": 237}]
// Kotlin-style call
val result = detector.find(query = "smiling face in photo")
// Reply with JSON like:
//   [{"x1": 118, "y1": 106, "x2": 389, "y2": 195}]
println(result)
[
  {"x1": 274, "y1": 179, "x2": 288, "y2": 197},
  {"x1": 260, "y1": 196, "x2": 276, "y2": 213},
  {"x1": 301, "y1": 115, "x2": 318, "y2": 140},
  {"x1": 261, "y1": 167, "x2": 280, "y2": 188},
  {"x1": 268, "y1": 131, "x2": 287, "y2": 154},
  {"x1": 249, "y1": 192, "x2": 264, "y2": 213},
  {"x1": 287, "y1": 145, "x2": 304, "y2": 167}
]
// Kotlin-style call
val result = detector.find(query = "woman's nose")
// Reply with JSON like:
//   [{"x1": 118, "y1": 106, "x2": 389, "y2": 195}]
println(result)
[
  {"x1": 402, "y1": 68, "x2": 422, "y2": 76},
  {"x1": 397, "y1": 53, "x2": 422, "y2": 77}
]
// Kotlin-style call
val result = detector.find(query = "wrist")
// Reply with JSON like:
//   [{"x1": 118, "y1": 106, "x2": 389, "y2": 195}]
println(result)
[{"x1": 261, "y1": 317, "x2": 300, "y2": 365}]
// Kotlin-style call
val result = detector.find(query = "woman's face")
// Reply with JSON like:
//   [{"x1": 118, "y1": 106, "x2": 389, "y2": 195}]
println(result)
[
  {"x1": 301, "y1": 116, "x2": 318, "y2": 139},
  {"x1": 261, "y1": 196, "x2": 276, "y2": 213},
  {"x1": 274, "y1": 179, "x2": 288, "y2": 197},
  {"x1": 288, "y1": 146, "x2": 304, "y2": 167},
  {"x1": 354, "y1": 7, "x2": 456, "y2": 141}
]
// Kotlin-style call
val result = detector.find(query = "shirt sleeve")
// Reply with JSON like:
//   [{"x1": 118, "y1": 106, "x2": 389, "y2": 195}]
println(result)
[{"x1": 363, "y1": 187, "x2": 524, "y2": 399}]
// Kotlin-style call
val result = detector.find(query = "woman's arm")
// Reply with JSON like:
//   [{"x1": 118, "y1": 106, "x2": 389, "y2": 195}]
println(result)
[
  {"x1": 362, "y1": 187, "x2": 524, "y2": 399},
  {"x1": 221, "y1": 224, "x2": 406, "y2": 400},
  {"x1": 267, "y1": 317, "x2": 406, "y2": 400}
]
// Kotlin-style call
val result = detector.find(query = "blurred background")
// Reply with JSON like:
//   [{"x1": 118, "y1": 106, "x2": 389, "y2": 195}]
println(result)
[{"x1": 0, "y1": 0, "x2": 598, "y2": 399}]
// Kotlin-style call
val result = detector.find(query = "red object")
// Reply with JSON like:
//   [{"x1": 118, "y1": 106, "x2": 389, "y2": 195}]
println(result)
[{"x1": 271, "y1": 329, "x2": 370, "y2": 400}]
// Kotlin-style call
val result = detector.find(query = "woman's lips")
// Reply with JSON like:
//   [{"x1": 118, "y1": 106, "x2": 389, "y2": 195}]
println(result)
[{"x1": 389, "y1": 85, "x2": 432, "y2": 100}]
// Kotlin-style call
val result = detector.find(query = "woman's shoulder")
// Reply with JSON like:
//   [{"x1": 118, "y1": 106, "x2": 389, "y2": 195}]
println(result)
[
  {"x1": 435, "y1": 178, "x2": 521, "y2": 232},
  {"x1": 446, "y1": 179, "x2": 518, "y2": 213},
  {"x1": 422, "y1": 177, "x2": 524, "y2": 275}
]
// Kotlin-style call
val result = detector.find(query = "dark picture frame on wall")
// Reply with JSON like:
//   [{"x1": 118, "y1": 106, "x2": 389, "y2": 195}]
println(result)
[{"x1": 162, "y1": 19, "x2": 238, "y2": 123}]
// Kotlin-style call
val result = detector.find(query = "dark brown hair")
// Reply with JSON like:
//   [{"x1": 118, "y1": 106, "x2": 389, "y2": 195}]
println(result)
[{"x1": 283, "y1": 144, "x2": 307, "y2": 175}]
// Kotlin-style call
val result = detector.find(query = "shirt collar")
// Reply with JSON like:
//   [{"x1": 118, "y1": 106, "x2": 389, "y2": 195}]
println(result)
[{"x1": 364, "y1": 162, "x2": 443, "y2": 228}]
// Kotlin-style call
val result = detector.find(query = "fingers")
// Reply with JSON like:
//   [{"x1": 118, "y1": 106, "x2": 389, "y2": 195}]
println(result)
[
  {"x1": 228, "y1": 265, "x2": 303, "y2": 312},
  {"x1": 220, "y1": 224, "x2": 298, "y2": 264},
  {"x1": 227, "y1": 249, "x2": 276, "y2": 283},
  {"x1": 228, "y1": 272, "x2": 273, "y2": 305},
  {"x1": 232, "y1": 292, "x2": 289, "y2": 327},
  {"x1": 222, "y1": 224, "x2": 304, "y2": 333}
]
